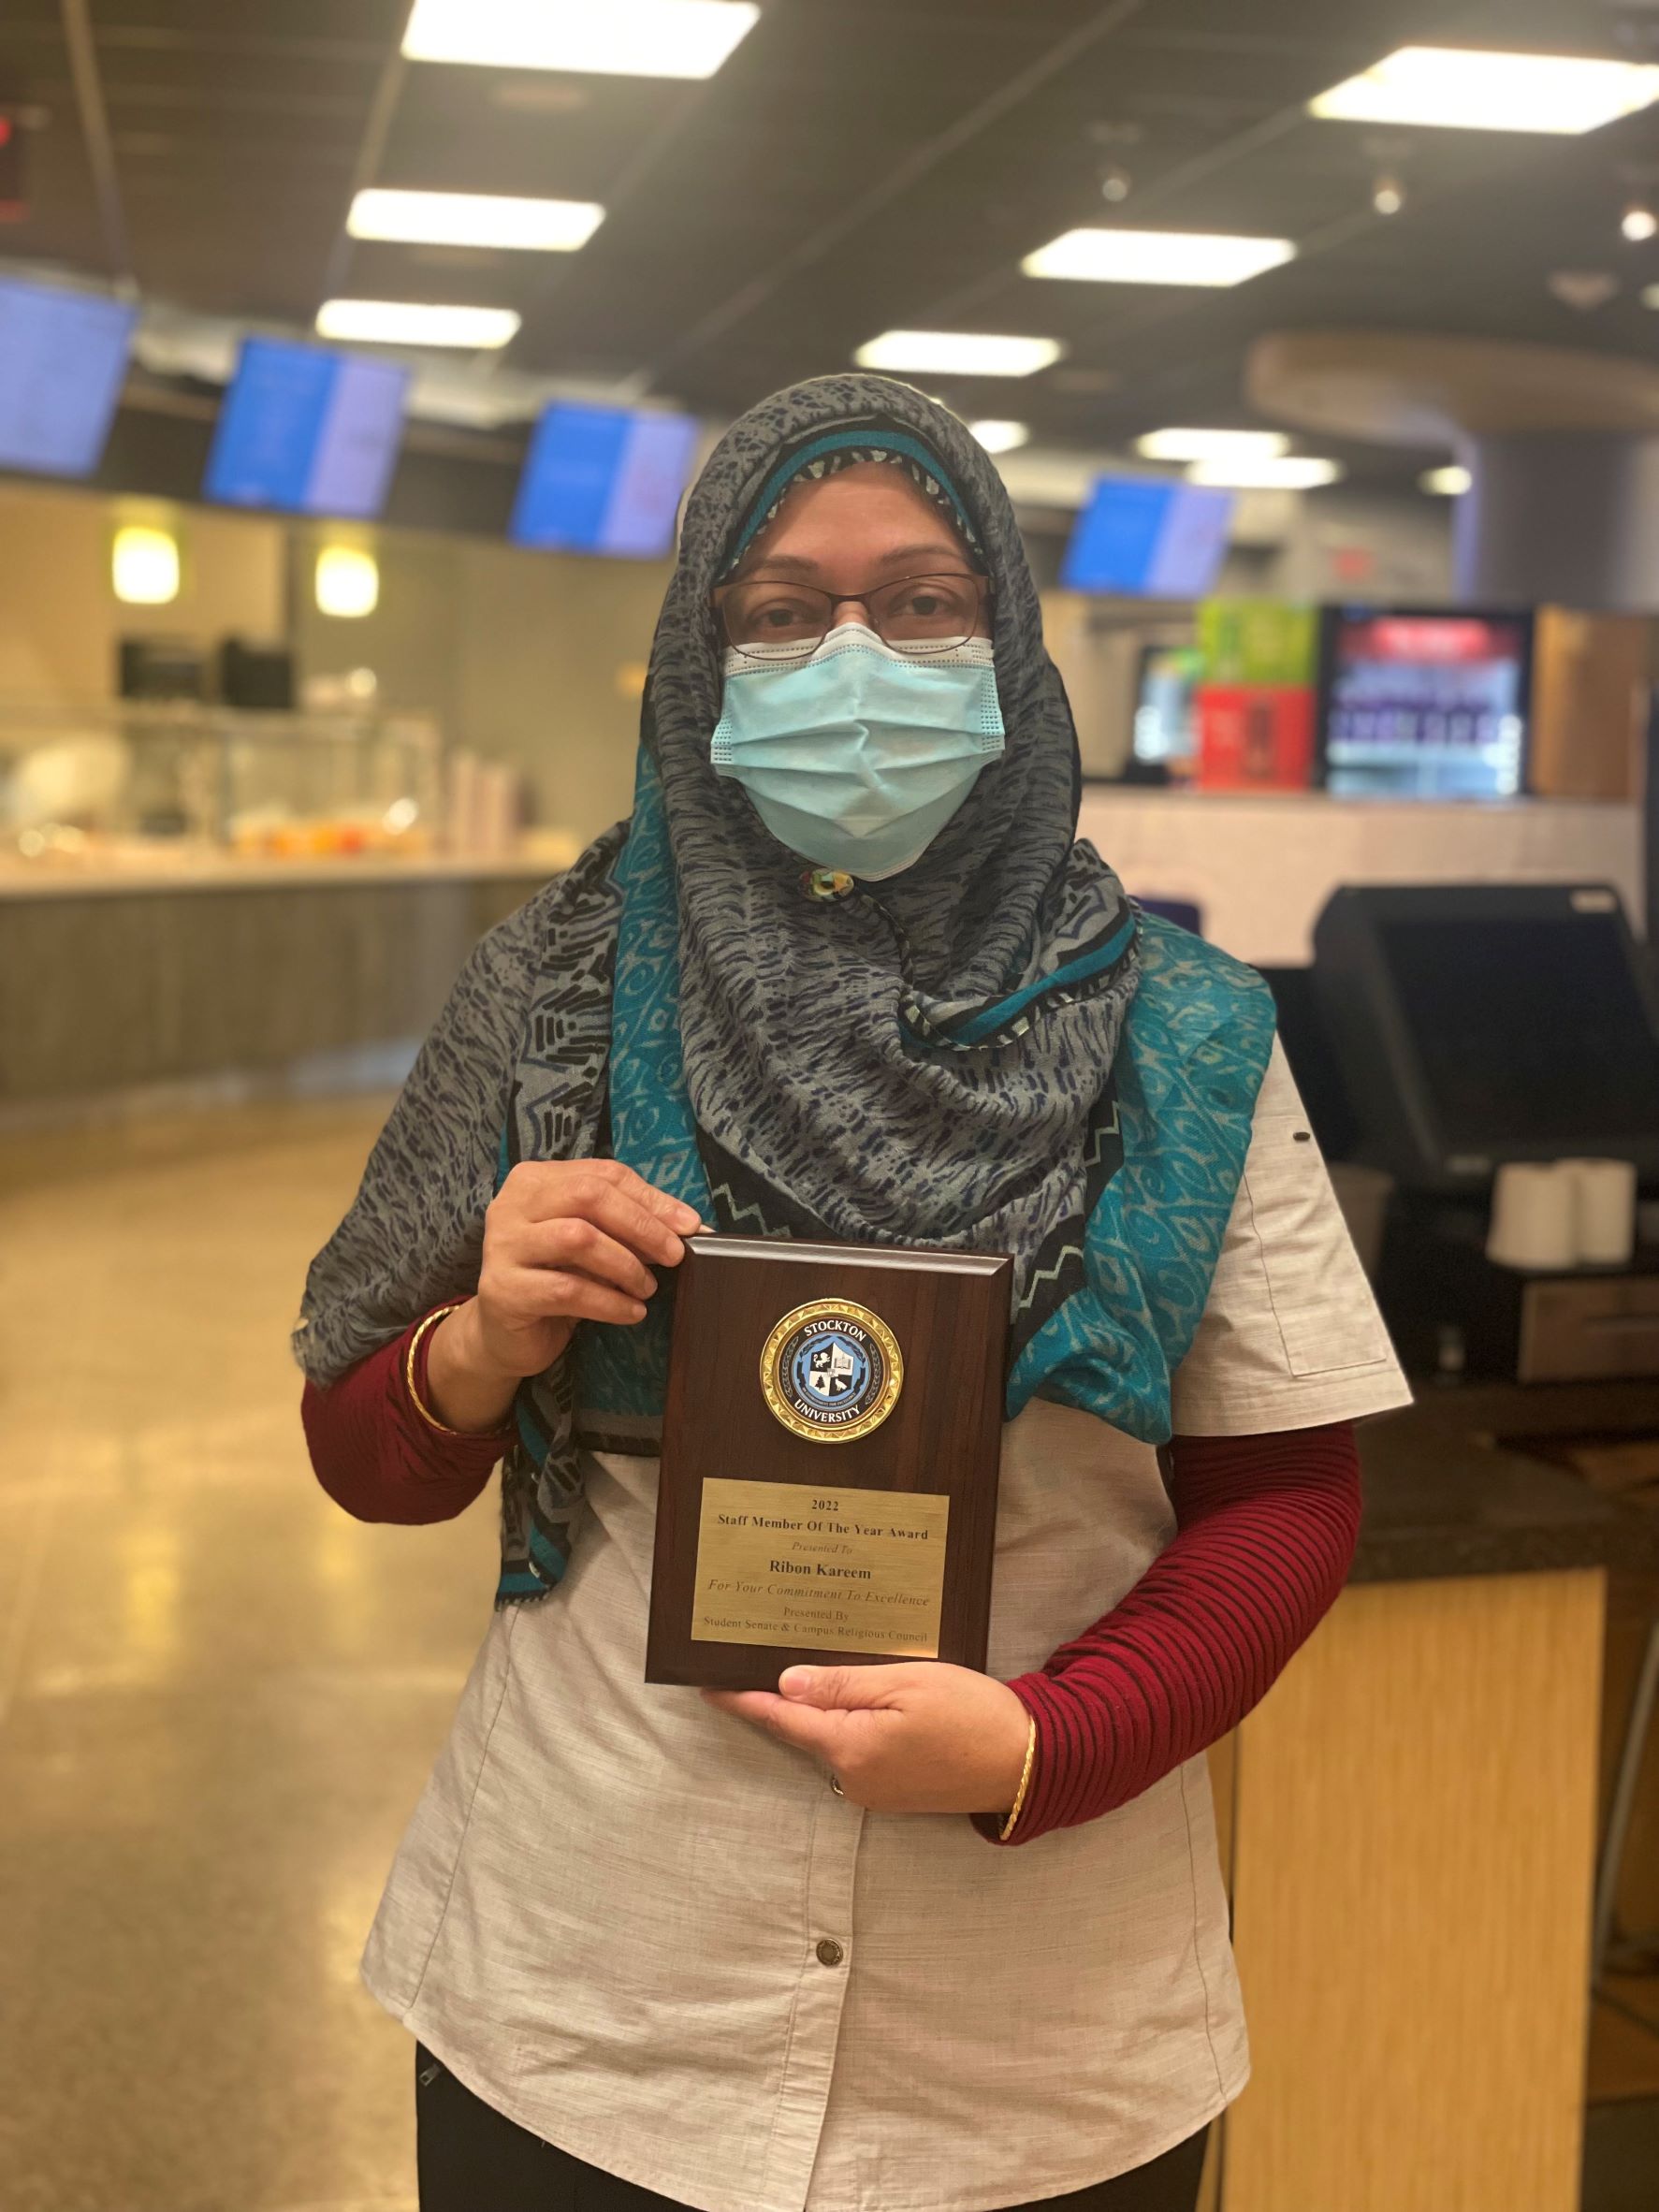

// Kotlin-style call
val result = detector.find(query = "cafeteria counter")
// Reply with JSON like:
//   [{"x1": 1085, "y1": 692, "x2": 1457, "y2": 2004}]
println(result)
[
  {"x1": 0, "y1": 853, "x2": 551, "y2": 1120},
  {"x1": 1203, "y1": 1377, "x2": 1659, "y2": 2212}
]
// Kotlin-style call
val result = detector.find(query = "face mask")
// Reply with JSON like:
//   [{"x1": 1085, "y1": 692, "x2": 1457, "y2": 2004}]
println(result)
[{"x1": 709, "y1": 624, "x2": 1005, "y2": 880}]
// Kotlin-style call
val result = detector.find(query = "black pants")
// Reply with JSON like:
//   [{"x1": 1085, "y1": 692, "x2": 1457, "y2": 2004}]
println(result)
[{"x1": 415, "y1": 2045, "x2": 1210, "y2": 2212}]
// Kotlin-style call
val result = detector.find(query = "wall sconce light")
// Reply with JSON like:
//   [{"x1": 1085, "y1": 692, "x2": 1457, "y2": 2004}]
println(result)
[
  {"x1": 111, "y1": 523, "x2": 182, "y2": 606},
  {"x1": 315, "y1": 544, "x2": 380, "y2": 618}
]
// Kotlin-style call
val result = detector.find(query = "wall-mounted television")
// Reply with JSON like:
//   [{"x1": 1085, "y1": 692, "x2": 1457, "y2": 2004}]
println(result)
[
  {"x1": 510, "y1": 402, "x2": 699, "y2": 558},
  {"x1": 0, "y1": 278, "x2": 137, "y2": 479},
  {"x1": 1061, "y1": 475, "x2": 1234, "y2": 598},
  {"x1": 1315, "y1": 605, "x2": 1533, "y2": 801},
  {"x1": 204, "y1": 337, "x2": 410, "y2": 517}
]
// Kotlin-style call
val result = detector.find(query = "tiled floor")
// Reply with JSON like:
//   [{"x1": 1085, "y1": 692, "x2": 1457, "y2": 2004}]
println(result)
[
  {"x1": 7, "y1": 1099, "x2": 1659, "y2": 2212},
  {"x1": 0, "y1": 1099, "x2": 491, "y2": 2212}
]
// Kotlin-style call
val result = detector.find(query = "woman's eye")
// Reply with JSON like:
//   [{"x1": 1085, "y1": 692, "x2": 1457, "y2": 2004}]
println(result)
[{"x1": 887, "y1": 582, "x2": 972, "y2": 628}]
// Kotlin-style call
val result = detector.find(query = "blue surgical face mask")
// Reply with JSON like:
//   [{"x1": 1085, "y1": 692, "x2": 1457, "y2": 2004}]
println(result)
[{"x1": 709, "y1": 623, "x2": 1005, "y2": 880}]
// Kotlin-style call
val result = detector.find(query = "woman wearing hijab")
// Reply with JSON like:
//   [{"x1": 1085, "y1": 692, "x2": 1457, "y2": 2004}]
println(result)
[{"x1": 298, "y1": 376, "x2": 1409, "y2": 2212}]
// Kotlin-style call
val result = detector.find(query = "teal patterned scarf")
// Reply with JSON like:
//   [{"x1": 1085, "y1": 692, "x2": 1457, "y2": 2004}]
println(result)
[{"x1": 295, "y1": 376, "x2": 1275, "y2": 1607}]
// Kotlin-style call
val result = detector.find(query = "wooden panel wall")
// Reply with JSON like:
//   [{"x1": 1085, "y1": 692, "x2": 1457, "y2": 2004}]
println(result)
[
  {"x1": 1221, "y1": 1570, "x2": 1605, "y2": 2212},
  {"x1": 0, "y1": 875, "x2": 544, "y2": 1106}
]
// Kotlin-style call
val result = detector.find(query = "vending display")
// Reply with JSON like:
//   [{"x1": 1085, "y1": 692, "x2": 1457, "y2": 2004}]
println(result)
[
  {"x1": 1197, "y1": 685, "x2": 1315, "y2": 791},
  {"x1": 1316, "y1": 607, "x2": 1533, "y2": 800}
]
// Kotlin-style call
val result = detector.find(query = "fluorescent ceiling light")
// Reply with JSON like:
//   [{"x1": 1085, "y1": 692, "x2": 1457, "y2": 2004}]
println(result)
[
  {"x1": 853, "y1": 330, "x2": 1063, "y2": 377},
  {"x1": 1420, "y1": 464, "x2": 1472, "y2": 496},
  {"x1": 1309, "y1": 47, "x2": 1659, "y2": 134},
  {"x1": 1187, "y1": 455, "x2": 1343, "y2": 489},
  {"x1": 1022, "y1": 228, "x2": 1295, "y2": 286},
  {"x1": 402, "y1": 0, "x2": 760, "y2": 79},
  {"x1": 968, "y1": 419, "x2": 1030, "y2": 454},
  {"x1": 316, "y1": 299, "x2": 521, "y2": 348},
  {"x1": 1136, "y1": 427, "x2": 1289, "y2": 462},
  {"x1": 348, "y1": 189, "x2": 604, "y2": 252}
]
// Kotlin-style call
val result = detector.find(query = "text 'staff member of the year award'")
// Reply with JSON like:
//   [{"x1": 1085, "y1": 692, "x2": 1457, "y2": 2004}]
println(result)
[{"x1": 647, "y1": 1236, "x2": 1011, "y2": 1691}]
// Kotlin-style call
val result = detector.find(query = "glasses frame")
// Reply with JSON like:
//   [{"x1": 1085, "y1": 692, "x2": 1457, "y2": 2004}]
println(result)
[{"x1": 713, "y1": 568, "x2": 993, "y2": 663}]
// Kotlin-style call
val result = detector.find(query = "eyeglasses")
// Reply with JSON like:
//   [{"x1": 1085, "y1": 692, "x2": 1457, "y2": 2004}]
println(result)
[{"x1": 715, "y1": 570, "x2": 991, "y2": 662}]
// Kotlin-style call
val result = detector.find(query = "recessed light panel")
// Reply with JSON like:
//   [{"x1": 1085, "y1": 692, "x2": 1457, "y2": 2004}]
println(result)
[
  {"x1": 1022, "y1": 228, "x2": 1295, "y2": 286},
  {"x1": 316, "y1": 299, "x2": 522, "y2": 348},
  {"x1": 1186, "y1": 455, "x2": 1343, "y2": 489},
  {"x1": 853, "y1": 331, "x2": 1064, "y2": 377},
  {"x1": 968, "y1": 419, "x2": 1030, "y2": 453},
  {"x1": 1310, "y1": 47, "x2": 1659, "y2": 134},
  {"x1": 348, "y1": 190, "x2": 604, "y2": 252},
  {"x1": 403, "y1": 0, "x2": 761, "y2": 80},
  {"x1": 1136, "y1": 428, "x2": 1289, "y2": 462},
  {"x1": 1420, "y1": 465, "x2": 1473, "y2": 496}
]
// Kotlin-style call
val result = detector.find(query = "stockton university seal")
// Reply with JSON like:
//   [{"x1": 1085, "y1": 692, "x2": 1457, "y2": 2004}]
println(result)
[{"x1": 760, "y1": 1298, "x2": 904, "y2": 1444}]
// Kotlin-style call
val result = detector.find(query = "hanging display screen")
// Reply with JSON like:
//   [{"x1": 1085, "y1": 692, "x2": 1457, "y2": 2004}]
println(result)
[
  {"x1": 0, "y1": 279, "x2": 137, "y2": 479},
  {"x1": 1062, "y1": 475, "x2": 1234, "y2": 597},
  {"x1": 510, "y1": 402, "x2": 699, "y2": 557},
  {"x1": 204, "y1": 338, "x2": 410, "y2": 517}
]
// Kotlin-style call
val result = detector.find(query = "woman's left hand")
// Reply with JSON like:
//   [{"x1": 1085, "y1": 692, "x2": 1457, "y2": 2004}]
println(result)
[{"x1": 704, "y1": 1663, "x2": 1031, "y2": 1816}]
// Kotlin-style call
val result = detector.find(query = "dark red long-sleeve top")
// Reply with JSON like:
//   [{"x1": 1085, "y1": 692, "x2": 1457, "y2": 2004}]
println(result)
[{"x1": 301, "y1": 1305, "x2": 1361, "y2": 1847}]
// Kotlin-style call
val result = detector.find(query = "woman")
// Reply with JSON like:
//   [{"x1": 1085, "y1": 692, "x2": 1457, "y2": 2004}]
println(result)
[{"x1": 298, "y1": 376, "x2": 1409, "y2": 2212}]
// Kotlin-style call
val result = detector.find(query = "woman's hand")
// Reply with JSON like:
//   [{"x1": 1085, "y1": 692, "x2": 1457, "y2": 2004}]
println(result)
[
  {"x1": 704, "y1": 1662, "x2": 1031, "y2": 1817},
  {"x1": 427, "y1": 1160, "x2": 703, "y2": 1432}
]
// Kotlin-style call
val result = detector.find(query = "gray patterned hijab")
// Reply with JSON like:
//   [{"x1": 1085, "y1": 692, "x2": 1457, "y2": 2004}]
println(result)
[
  {"x1": 649, "y1": 372, "x2": 1139, "y2": 1251},
  {"x1": 298, "y1": 375, "x2": 1143, "y2": 1603}
]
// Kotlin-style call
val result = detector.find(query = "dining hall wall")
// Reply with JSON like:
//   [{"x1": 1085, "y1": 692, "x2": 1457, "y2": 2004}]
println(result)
[
  {"x1": 0, "y1": 474, "x2": 673, "y2": 846},
  {"x1": 0, "y1": 480, "x2": 286, "y2": 699},
  {"x1": 291, "y1": 529, "x2": 674, "y2": 842}
]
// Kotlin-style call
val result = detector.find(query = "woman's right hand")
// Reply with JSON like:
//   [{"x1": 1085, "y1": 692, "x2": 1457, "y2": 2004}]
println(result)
[{"x1": 427, "y1": 1161, "x2": 704, "y2": 1433}]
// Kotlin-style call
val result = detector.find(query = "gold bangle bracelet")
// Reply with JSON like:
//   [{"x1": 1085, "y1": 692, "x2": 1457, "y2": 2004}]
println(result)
[
  {"x1": 998, "y1": 1713, "x2": 1038, "y2": 1842},
  {"x1": 404, "y1": 1303, "x2": 467, "y2": 1435}
]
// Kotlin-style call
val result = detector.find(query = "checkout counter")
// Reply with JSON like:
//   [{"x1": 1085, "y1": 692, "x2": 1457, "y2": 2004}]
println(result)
[{"x1": 1202, "y1": 881, "x2": 1659, "y2": 2212}]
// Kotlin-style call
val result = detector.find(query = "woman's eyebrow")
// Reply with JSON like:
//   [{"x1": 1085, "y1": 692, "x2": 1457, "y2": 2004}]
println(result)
[{"x1": 740, "y1": 541, "x2": 969, "y2": 582}]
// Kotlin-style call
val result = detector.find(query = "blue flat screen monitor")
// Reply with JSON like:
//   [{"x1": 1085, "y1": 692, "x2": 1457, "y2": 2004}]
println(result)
[
  {"x1": 1062, "y1": 475, "x2": 1234, "y2": 597},
  {"x1": 511, "y1": 402, "x2": 699, "y2": 557},
  {"x1": 0, "y1": 279, "x2": 137, "y2": 478},
  {"x1": 205, "y1": 338, "x2": 410, "y2": 517},
  {"x1": 1316, "y1": 605, "x2": 1533, "y2": 800}
]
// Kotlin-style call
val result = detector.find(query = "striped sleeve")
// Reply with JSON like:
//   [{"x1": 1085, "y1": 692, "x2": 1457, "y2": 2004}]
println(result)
[{"x1": 979, "y1": 1422, "x2": 1361, "y2": 1845}]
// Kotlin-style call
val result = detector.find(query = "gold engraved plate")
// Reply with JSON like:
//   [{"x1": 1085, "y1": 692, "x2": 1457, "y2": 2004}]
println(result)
[
  {"x1": 691, "y1": 1477, "x2": 949, "y2": 1656},
  {"x1": 760, "y1": 1298, "x2": 904, "y2": 1444}
]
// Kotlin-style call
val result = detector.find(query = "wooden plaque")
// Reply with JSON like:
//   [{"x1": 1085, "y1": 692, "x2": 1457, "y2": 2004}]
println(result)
[{"x1": 646, "y1": 1235, "x2": 1011, "y2": 1689}]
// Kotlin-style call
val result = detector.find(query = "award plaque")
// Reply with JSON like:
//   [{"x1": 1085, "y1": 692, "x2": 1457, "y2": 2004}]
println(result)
[{"x1": 647, "y1": 1235, "x2": 1011, "y2": 1689}]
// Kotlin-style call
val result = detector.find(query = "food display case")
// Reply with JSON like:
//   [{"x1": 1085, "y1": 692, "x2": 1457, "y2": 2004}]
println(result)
[
  {"x1": 0, "y1": 698, "x2": 553, "y2": 1116},
  {"x1": 0, "y1": 697, "x2": 443, "y2": 870}
]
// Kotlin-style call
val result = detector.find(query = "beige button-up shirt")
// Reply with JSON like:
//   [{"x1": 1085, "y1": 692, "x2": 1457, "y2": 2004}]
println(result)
[{"x1": 359, "y1": 1045, "x2": 1410, "y2": 2212}]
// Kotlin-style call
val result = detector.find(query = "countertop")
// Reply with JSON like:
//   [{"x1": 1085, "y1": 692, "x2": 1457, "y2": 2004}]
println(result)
[
  {"x1": 0, "y1": 851, "x2": 556, "y2": 900},
  {"x1": 1353, "y1": 1376, "x2": 1659, "y2": 1582}
]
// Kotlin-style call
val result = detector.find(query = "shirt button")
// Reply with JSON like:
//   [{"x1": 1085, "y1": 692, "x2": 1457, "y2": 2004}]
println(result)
[{"x1": 815, "y1": 1938, "x2": 845, "y2": 1968}]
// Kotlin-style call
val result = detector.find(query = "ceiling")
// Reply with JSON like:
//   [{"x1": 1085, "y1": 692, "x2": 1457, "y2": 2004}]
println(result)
[{"x1": 9, "y1": 0, "x2": 1659, "y2": 490}]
